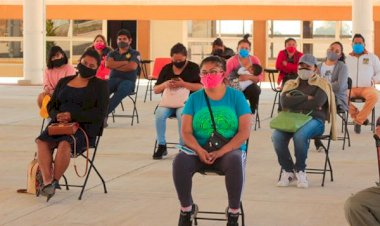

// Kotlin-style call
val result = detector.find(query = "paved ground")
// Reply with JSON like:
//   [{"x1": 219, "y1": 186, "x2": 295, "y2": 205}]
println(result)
[{"x1": 0, "y1": 81, "x2": 379, "y2": 226}]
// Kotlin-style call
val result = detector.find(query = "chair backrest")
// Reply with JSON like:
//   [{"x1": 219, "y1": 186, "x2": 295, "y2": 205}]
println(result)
[
  {"x1": 151, "y1": 57, "x2": 171, "y2": 79},
  {"x1": 140, "y1": 60, "x2": 152, "y2": 79},
  {"x1": 265, "y1": 69, "x2": 280, "y2": 92}
]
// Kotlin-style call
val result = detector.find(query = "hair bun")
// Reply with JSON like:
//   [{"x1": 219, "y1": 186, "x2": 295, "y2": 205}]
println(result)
[{"x1": 243, "y1": 34, "x2": 250, "y2": 40}]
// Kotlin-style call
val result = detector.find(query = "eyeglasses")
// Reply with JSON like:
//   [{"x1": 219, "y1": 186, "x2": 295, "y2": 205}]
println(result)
[{"x1": 200, "y1": 70, "x2": 222, "y2": 76}]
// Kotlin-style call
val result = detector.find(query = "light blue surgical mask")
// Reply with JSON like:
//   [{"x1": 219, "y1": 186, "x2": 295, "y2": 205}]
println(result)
[
  {"x1": 352, "y1": 43, "x2": 364, "y2": 55},
  {"x1": 239, "y1": 49, "x2": 249, "y2": 58}
]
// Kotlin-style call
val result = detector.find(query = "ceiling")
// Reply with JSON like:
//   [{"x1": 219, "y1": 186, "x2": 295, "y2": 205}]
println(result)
[{"x1": 2, "y1": 0, "x2": 380, "y2": 6}]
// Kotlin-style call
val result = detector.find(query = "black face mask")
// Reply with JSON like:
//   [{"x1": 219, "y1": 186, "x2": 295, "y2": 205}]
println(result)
[
  {"x1": 77, "y1": 63, "x2": 97, "y2": 78},
  {"x1": 212, "y1": 49, "x2": 224, "y2": 57},
  {"x1": 51, "y1": 58, "x2": 66, "y2": 68},
  {"x1": 173, "y1": 60, "x2": 186, "y2": 68}
]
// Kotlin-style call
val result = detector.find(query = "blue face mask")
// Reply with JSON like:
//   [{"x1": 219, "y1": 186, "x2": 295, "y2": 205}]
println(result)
[
  {"x1": 239, "y1": 49, "x2": 250, "y2": 58},
  {"x1": 352, "y1": 43, "x2": 365, "y2": 54}
]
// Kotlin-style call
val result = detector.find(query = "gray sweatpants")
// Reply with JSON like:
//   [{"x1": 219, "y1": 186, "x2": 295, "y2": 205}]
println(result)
[
  {"x1": 345, "y1": 186, "x2": 380, "y2": 226},
  {"x1": 172, "y1": 149, "x2": 246, "y2": 209}
]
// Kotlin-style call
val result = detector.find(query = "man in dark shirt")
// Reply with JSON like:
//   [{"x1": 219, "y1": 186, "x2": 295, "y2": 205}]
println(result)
[{"x1": 106, "y1": 29, "x2": 141, "y2": 115}]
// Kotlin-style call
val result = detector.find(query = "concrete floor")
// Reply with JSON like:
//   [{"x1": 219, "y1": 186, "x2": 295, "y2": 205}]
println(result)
[{"x1": 0, "y1": 82, "x2": 379, "y2": 226}]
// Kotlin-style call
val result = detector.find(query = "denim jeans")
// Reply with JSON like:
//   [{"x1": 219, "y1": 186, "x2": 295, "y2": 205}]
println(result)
[
  {"x1": 155, "y1": 106, "x2": 183, "y2": 145},
  {"x1": 108, "y1": 77, "x2": 135, "y2": 114},
  {"x1": 272, "y1": 118, "x2": 325, "y2": 172}
]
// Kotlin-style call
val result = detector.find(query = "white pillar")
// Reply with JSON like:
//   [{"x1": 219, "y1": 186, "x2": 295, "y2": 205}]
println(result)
[
  {"x1": 20, "y1": 0, "x2": 45, "y2": 85},
  {"x1": 352, "y1": 0, "x2": 373, "y2": 51}
]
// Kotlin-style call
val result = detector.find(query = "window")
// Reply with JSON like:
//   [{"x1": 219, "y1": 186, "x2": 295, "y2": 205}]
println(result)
[
  {"x1": 341, "y1": 21, "x2": 353, "y2": 38},
  {"x1": 217, "y1": 20, "x2": 252, "y2": 37},
  {"x1": 0, "y1": 20, "x2": 23, "y2": 37},
  {"x1": 188, "y1": 20, "x2": 215, "y2": 38},
  {"x1": 269, "y1": 20, "x2": 301, "y2": 37},
  {"x1": 46, "y1": 20, "x2": 70, "y2": 37},
  {"x1": 313, "y1": 21, "x2": 336, "y2": 37},
  {"x1": 0, "y1": 41, "x2": 22, "y2": 58},
  {"x1": 73, "y1": 20, "x2": 102, "y2": 37}
]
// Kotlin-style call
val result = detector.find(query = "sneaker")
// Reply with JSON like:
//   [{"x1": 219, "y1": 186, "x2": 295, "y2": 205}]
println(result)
[
  {"x1": 178, "y1": 204, "x2": 198, "y2": 226},
  {"x1": 354, "y1": 123, "x2": 361, "y2": 134},
  {"x1": 296, "y1": 171, "x2": 309, "y2": 188},
  {"x1": 277, "y1": 170, "x2": 296, "y2": 187},
  {"x1": 226, "y1": 211, "x2": 239, "y2": 226},
  {"x1": 152, "y1": 144, "x2": 167, "y2": 160}
]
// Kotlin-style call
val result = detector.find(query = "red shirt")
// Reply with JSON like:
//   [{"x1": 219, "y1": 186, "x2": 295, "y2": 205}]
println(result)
[{"x1": 275, "y1": 49, "x2": 303, "y2": 84}]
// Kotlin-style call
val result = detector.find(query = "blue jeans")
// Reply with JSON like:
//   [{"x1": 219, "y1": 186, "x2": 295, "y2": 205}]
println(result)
[
  {"x1": 108, "y1": 77, "x2": 135, "y2": 114},
  {"x1": 155, "y1": 106, "x2": 183, "y2": 145},
  {"x1": 272, "y1": 119, "x2": 325, "y2": 172}
]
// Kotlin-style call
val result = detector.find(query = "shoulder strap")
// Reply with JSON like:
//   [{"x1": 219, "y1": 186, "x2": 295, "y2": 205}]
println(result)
[{"x1": 203, "y1": 90, "x2": 217, "y2": 132}]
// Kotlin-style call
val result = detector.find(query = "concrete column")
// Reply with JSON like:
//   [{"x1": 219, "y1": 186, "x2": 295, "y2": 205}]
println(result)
[
  {"x1": 352, "y1": 0, "x2": 373, "y2": 51},
  {"x1": 20, "y1": 0, "x2": 45, "y2": 85}
]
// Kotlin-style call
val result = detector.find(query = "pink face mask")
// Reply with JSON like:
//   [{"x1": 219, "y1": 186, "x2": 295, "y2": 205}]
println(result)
[
  {"x1": 95, "y1": 43, "x2": 105, "y2": 51},
  {"x1": 201, "y1": 73, "x2": 225, "y2": 89}
]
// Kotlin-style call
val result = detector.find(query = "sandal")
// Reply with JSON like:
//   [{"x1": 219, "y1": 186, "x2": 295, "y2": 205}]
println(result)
[
  {"x1": 52, "y1": 179, "x2": 61, "y2": 190},
  {"x1": 40, "y1": 183, "x2": 55, "y2": 202}
]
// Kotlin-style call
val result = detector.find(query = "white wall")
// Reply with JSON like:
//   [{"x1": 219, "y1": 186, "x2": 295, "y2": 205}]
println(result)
[{"x1": 150, "y1": 20, "x2": 187, "y2": 62}]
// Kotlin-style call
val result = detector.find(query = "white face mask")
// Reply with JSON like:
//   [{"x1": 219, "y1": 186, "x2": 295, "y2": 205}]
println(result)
[{"x1": 298, "y1": 68, "x2": 314, "y2": 80}]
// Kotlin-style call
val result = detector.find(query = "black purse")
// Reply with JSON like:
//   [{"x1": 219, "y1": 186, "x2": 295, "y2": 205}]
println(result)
[{"x1": 202, "y1": 91, "x2": 230, "y2": 152}]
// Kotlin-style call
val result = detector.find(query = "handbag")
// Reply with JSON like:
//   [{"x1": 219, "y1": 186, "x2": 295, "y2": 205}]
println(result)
[
  {"x1": 17, "y1": 153, "x2": 43, "y2": 195},
  {"x1": 270, "y1": 111, "x2": 312, "y2": 133},
  {"x1": 47, "y1": 122, "x2": 79, "y2": 136},
  {"x1": 158, "y1": 87, "x2": 190, "y2": 108},
  {"x1": 202, "y1": 91, "x2": 230, "y2": 152}
]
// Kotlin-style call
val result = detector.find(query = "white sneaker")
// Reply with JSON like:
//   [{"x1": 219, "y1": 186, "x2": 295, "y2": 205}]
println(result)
[
  {"x1": 296, "y1": 171, "x2": 309, "y2": 188},
  {"x1": 277, "y1": 170, "x2": 296, "y2": 187}
]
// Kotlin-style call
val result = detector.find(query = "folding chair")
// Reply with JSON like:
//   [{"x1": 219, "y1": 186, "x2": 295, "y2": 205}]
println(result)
[
  {"x1": 60, "y1": 126, "x2": 107, "y2": 200},
  {"x1": 347, "y1": 77, "x2": 376, "y2": 131},
  {"x1": 194, "y1": 139, "x2": 249, "y2": 226},
  {"x1": 265, "y1": 69, "x2": 281, "y2": 118},
  {"x1": 143, "y1": 57, "x2": 172, "y2": 102},
  {"x1": 335, "y1": 77, "x2": 351, "y2": 150},
  {"x1": 111, "y1": 69, "x2": 141, "y2": 126},
  {"x1": 278, "y1": 130, "x2": 333, "y2": 187}
]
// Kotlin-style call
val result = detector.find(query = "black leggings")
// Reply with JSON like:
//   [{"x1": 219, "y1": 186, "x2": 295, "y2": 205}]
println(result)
[
  {"x1": 243, "y1": 83, "x2": 261, "y2": 114},
  {"x1": 172, "y1": 150, "x2": 246, "y2": 209}
]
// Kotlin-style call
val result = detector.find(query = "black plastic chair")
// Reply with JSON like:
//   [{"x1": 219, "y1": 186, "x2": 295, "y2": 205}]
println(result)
[
  {"x1": 278, "y1": 132, "x2": 333, "y2": 187},
  {"x1": 60, "y1": 126, "x2": 107, "y2": 200},
  {"x1": 194, "y1": 139, "x2": 249, "y2": 226},
  {"x1": 111, "y1": 66, "x2": 141, "y2": 126},
  {"x1": 265, "y1": 69, "x2": 281, "y2": 118},
  {"x1": 140, "y1": 59, "x2": 153, "y2": 102},
  {"x1": 335, "y1": 78, "x2": 351, "y2": 150}
]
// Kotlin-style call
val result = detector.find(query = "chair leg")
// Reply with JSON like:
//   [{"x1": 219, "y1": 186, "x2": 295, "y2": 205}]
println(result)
[
  {"x1": 144, "y1": 80, "x2": 150, "y2": 103},
  {"x1": 62, "y1": 174, "x2": 69, "y2": 190},
  {"x1": 254, "y1": 112, "x2": 260, "y2": 131},
  {"x1": 153, "y1": 140, "x2": 158, "y2": 155},
  {"x1": 240, "y1": 201, "x2": 245, "y2": 226},
  {"x1": 371, "y1": 108, "x2": 376, "y2": 131},
  {"x1": 271, "y1": 92, "x2": 279, "y2": 118},
  {"x1": 120, "y1": 102, "x2": 125, "y2": 111},
  {"x1": 149, "y1": 80, "x2": 153, "y2": 101},
  {"x1": 40, "y1": 119, "x2": 45, "y2": 134}
]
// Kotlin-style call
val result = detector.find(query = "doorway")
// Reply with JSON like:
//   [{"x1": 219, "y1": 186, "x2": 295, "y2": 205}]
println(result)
[{"x1": 107, "y1": 20, "x2": 137, "y2": 50}]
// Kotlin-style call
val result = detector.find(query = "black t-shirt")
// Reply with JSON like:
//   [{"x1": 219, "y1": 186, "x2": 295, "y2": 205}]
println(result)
[{"x1": 155, "y1": 61, "x2": 201, "y2": 86}]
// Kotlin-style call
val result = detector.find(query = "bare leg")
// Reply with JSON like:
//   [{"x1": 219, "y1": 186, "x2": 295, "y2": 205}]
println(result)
[
  {"x1": 36, "y1": 139, "x2": 53, "y2": 185},
  {"x1": 53, "y1": 141, "x2": 71, "y2": 181}
]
